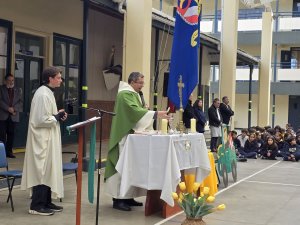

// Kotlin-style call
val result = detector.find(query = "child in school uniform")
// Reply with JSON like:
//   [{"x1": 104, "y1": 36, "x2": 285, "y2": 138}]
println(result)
[
  {"x1": 231, "y1": 130, "x2": 247, "y2": 162},
  {"x1": 261, "y1": 136, "x2": 278, "y2": 160},
  {"x1": 256, "y1": 132, "x2": 264, "y2": 157},
  {"x1": 239, "y1": 133, "x2": 258, "y2": 159},
  {"x1": 275, "y1": 132, "x2": 285, "y2": 157},
  {"x1": 282, "y1": 136, "x2": 300, "y2": 162}
]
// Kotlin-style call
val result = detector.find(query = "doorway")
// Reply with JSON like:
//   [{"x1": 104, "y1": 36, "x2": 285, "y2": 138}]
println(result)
[
  {"x1": 288, "y1": 95, "x2": 300, "y2": 130},
  {"x1": 14, "y1": 55, "x2": 43, "y2": 147}
]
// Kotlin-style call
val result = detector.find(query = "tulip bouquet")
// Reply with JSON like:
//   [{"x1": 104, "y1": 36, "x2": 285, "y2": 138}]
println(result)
[{"x1": 172, "y1": 174, "x2": 225, "y2": 221}]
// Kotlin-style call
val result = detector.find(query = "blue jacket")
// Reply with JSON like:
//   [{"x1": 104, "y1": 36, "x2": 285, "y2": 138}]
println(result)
[{"x1": 193, "y1": 107, "x2": 206, "y2": 133}]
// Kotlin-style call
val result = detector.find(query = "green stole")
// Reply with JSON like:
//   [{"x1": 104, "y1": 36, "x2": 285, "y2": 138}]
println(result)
[{"x1": 104, "y1": 90, "x2": 148, "y2": 179}]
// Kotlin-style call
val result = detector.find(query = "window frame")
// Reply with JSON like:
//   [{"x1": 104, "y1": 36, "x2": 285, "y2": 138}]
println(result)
[{"x1": 0, "y1": 18, "x2": 13, "y2": 79}]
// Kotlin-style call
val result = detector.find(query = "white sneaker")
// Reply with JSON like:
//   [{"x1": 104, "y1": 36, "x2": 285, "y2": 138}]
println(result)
[{"x1": 28, "y1": 208, "x2": 55, "y2": 216}]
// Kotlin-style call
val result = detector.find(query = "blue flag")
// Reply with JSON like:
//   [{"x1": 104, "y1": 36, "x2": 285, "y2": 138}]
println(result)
[{"x1": 167, "y1": 0, "x2": 200, "y2": 109}]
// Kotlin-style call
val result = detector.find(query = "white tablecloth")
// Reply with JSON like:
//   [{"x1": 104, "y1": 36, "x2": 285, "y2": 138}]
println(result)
[{"x1": 115, "y1": 133, "x2": 211, "y2": 206}]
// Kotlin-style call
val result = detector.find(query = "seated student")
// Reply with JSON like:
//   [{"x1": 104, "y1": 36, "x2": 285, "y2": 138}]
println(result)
[
  {"x1": 239, "y1": 133, "x2": 258, "y2": 159},
  {"x1": 231, "y1": 131, "x2": 247, "y2": 162},
  {"x1": 256, "y1": 132, "x2": 264, "y2": 156},
  {"x1": 261, "y1": 136, "x2": 278, "y2": 160},
  {"x1": 282, "y1": 136, "x2": 300, "y2": 162},
  {"x1": 274, "y1": 125, "x2": 282, "y2": 134},
  {"x1": 296, "y1": 134, "x2": 300, "y2": 146},
  {"x1": 237, "y1": 128, "x2": 248, "y2": 148},
  {"x1": 275, "y1": 132, "x2": 285, "y2": 157},
  {"x1": 248, "y1": 127, "x2": 256, "y2": 135}
]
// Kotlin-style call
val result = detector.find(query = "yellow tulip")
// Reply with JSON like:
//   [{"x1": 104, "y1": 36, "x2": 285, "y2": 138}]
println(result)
[
  {"x1": 200, "y1": 192, "x2": 204, "y2": 197},
  {"x1": 193, "y1": 182, "x2": 201, "y2": 192},
  {"x1": 217, "y1": 204, "x2": 226, "y2": 210},
  {"x1": 179, "y1": 192, "x2": 184, "y2": 200},
  {"x1": 172, "y1": 192, "x2": 178, "y2": 200},
  {"x1": 178, "y1": 198, "x2": 182, "y2": 204},
  {"x1": 206, "y1": 196, "x2": 215, "y2": 203},
  {"x1": 203, "y1": 187, "x2": 210, "y2": 195},
  {"x1": 179, "y1": 182, "x2": 186, "y2": 191}
]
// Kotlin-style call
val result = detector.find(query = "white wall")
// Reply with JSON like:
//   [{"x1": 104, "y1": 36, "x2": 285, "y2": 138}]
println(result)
[
  {"x1": 0, "y1": 0, "x2": 83, "y2": 39},
  {"x1": 0, "y1": 0, "x2": 83, "y2": 69},
  {"x1": 234, "y1": 94, "x2": 288, "y2": 128},
  {"x1": 87, "y1": 8, "x2": 123, "y2": 101}
]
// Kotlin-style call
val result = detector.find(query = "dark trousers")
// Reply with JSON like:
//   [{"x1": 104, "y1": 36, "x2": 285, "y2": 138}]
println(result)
[
  {"x1": 30, "y1": 185, "x2": 52, "y2": 210},
  {"x1": 238, "y1": 149, "x2": 257, "y2": 159},
  {"x1": 210, "y1": 137, "x2": 219, "y2": 152},
  {"x1": 0, "y1": 117, "x2": 15, "y2": 154}
]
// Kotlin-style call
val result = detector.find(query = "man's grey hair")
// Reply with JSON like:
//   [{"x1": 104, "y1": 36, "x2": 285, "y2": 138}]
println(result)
[{"x1": 128, "y1": 72, "x2": 144, "y2": 84}]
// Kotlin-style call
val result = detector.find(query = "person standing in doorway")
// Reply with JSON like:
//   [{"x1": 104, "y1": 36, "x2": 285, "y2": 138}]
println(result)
[
  {"x1": 0, "y1": 73, "x2": 23, "y2": 158},
  {"x1": 21, "y1": 67, "x2": 67, "y2": 216}
]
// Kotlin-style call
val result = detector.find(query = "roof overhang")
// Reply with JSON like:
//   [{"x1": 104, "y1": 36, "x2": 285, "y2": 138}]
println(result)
[{"x1": 89, "y1": 0, "x2": 260, "y2": 66}]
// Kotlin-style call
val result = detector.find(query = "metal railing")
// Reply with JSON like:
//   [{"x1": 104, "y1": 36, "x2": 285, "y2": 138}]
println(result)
[{"x1": 201, "y1": 11, "x2": 300, "y2": 33}]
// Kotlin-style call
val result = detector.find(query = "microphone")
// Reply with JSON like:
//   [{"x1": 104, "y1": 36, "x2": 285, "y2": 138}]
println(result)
[
  {"x1": 139, "y1": 91, "x2": 145, "y2": 107},
  {"x1": 64, "y1": 98, "x2": 78, "y2": 105}
]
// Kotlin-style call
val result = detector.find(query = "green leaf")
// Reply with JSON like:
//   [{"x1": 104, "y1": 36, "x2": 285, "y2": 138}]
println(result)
[
  {"x1": 185, "y1": 200, "x2": 192, "y2": 217},
  {"x1": 197, "y1": 205, "x2": 215, "y2": 217},
  {"x1": 197, "y1": 196, "x2": 205, "y2": 207},
  {"x1": 195, "y1": 205, "x2": 203, "y2": 217}
]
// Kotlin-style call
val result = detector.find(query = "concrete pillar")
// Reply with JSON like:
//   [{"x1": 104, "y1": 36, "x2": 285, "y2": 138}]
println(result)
[
  {"x1": 123, "y1": 0, "x2": 152, "y2": 103},
  {"x1": 219, "y1": 0, "x2": 239, "y2": 128},
  {"x1": 258, "y1": 11, "x2": 273, "y2": 127}
]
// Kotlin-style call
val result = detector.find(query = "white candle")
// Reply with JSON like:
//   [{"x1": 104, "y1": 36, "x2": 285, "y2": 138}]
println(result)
[
  {"x1": 161, "y1": 119, "x2": 168, "y2": 134},
  {"x1": 190, "y1": 118, "x2": 196, "y2": 133}
]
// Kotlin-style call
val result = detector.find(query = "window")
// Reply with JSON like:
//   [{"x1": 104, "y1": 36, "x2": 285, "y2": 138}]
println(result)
[
  {"x1": 15, "y1": 32, "x2": 44, "y2": 57},
  {"x1": 291, "y1": 47, "x2": 300, "y2": 69},
  {"x1": 53, "y1": 34, "x2": 82, "y2": 115},
  {"x1": 0, "y1": 19, "x2": 12, "y2": 84}
]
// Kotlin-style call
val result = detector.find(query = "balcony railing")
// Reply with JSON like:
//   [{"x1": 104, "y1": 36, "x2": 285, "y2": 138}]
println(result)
[
  {"x1": 210, "y1": 64, "x2": 300, "y2": 82},
  {"x1": 200, "y1": 12, "x2": 300, "y2": 33}
]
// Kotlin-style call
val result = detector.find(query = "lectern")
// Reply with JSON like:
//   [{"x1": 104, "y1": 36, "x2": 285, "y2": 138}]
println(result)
[{"x1": 67, "y1": 117, "x2": 101, "y2": 225}]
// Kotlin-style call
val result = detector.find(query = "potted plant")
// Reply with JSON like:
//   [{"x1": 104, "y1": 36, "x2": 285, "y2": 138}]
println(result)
[{"x1": 172, "y1": 174, "x2": 226, "y2": 225}]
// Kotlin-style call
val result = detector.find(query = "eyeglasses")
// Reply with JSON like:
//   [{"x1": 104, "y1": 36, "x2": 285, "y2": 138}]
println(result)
[{"x1": 134, "y1": 81, "x2": 145, "y2": 85}]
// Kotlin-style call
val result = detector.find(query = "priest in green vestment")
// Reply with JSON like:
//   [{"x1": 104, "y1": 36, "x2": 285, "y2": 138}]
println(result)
[{"x1": 105, "y1": 72, "x2": 170, "y2": 211}]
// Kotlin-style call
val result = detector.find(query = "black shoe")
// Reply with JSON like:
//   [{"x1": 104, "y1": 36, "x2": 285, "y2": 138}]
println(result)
[
  {"x1": 237, "y1": 158, "x2": 247, "y2": 162},
  {"x1": 113, "y1": 200, "x2": 131, "y2": 211},
  {"x1": 29, "y1": 208, "x2": 54, "y2": 216},
  {"x1": 6, "y1": 153, "x2": 16, "y2": 158},
  {"x1": 124, "y1": 198, "x2": 143, "y2": 207},
  {"x1": 47, "y1": 203, "x2": 63, "y2": 212}
]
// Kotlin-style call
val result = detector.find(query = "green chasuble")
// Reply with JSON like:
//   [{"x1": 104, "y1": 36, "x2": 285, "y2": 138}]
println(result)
[{"x1": 104, "y1": 89, "x2": 148, "y2": 179}]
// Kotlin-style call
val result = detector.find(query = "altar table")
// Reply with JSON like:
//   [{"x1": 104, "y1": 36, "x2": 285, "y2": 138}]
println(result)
[{"x1": 115, "y1": 133, "x2": 211, "y2": 208}]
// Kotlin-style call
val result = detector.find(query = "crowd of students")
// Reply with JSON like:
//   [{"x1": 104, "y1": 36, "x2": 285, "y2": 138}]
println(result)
[{"x1": 231, "y1": 124, "x2": 300, "y2": 162}]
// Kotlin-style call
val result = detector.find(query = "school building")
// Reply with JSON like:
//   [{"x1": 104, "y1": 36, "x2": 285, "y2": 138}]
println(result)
[{"x1": 0, "y1": 0, "x2": 299, "y2": 148}]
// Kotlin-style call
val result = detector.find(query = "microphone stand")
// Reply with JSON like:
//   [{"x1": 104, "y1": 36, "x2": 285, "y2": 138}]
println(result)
[
  {"x1": 75, "y1": 105, "x2": 115, "y2": 225},
  {"x1": 67, "y1": 101, "x2": 115, "y2": 225}
]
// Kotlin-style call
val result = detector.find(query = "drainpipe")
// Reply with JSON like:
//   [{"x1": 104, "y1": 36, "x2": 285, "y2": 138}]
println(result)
[
  {"x1": 248, "y1": 65, "x2": 253, "y2": 128},
  {"x1": 272, "y1": 0, "x2": 279, "y2": 127}
]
